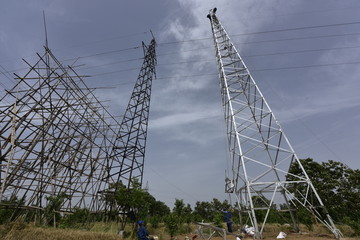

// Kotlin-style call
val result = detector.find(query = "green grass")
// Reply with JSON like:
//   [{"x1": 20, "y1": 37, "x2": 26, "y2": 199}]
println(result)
[
  {"x1": 0, "y1": 221, "x2": 122, "y2": 240},
  {"x1": 0, "y1": 221, "x2": 357, "y2": 240}
]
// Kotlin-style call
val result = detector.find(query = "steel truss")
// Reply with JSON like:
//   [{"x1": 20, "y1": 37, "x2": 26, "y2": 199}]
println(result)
[
  {"x1": 0, "y1": 38, "x2": 156, "y2": 218},
  {"x1": 207, "y1": 8, "x2": 341, "y2": 239},
  {"x1": 109, "y1": 38, "x2": 157, "y2": 190}
]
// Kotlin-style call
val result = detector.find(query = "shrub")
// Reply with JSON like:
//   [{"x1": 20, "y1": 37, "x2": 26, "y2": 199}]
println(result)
[{"x1": 164, "y1": 213, "x2": 179, "y2": 239}]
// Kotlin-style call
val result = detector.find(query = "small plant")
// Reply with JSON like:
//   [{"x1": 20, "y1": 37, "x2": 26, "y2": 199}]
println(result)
[
  {"x1": 213, "y1": 212, "x2": 223, "y2": 228},
  {"x1": 148, "y1": 216, "x2": 161, "y2": 229},
  {"x1": 164, "y1": 213, "x2": 179, "y2": 239},
  {"x1": 344, "y1": 217, "x2": 360, "y2": 236},
  {"x1": 44, "y1": 192, "x2": 70, "y2": 226},
  {"x1": 60, "y1": 207, "x2": 90, "y2": 229},
  {"x1": 295, "y1": 207, "x2": 313, "y2": 231},
  {"x1": 0, "y1": 196, "x2": 25, "y2": 223}
]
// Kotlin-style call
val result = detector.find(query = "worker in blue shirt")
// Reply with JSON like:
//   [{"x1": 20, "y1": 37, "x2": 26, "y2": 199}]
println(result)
[
  {"x1": 224, "y1": 209, "x2": 233, "y2": 233},
  {"x1": 137, "y1": 220, "x2": 150, "y2": 240}
]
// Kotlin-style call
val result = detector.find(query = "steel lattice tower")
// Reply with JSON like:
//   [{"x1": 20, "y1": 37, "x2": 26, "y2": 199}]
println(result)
[
  {"x1": 207, "y1": 8, "x2": 341, "y2": 239},
  {"x1": 109, "y1": 37, "x2": 157, "y2": 189},
  {"x1": 0, "y1": 47, "x2": 118, "y2": 214},
  {"x1": 0, "y1": 36, "x2": 157, "y2": 222}
]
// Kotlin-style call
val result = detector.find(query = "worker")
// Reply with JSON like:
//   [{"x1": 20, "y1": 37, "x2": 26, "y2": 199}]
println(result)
[
  {"x1": 244, "y1": 225, "x2": 255, "y2": 236},
  {"x1": 137, "y1": 220, "x2": 150, "y2": 240},
  {"x1": 224, "y1": 209, "x2": 233, "y2": 233}
]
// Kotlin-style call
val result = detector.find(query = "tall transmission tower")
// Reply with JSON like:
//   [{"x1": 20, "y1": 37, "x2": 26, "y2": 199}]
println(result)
[
  {"x1": 0, "y1": 33, "x2": 156, "y2": 224},
  {"x1": 207, "y1": 8, "x2": 342, "y2": 239},
  {"x1": 108, "y1": 37, "x2": 157, "y2": 190}
]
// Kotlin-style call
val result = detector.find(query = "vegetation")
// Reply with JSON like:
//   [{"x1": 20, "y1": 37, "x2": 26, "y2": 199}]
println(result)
[
  {"x1": 164, "y1": 213, "x2": 179, "y2": 239},
  {"x1": 44, "y1": 192, "x2": 70, "y2": 226},
  {"x1": 0, "y1": 196, "x2": 25, "y2": 224},
  {"x1": 0, "y1": 159, "x2": 358, "y2": 239},
  {"x1": 287, "y1": 158, "x2": 360, "y2": 234}
]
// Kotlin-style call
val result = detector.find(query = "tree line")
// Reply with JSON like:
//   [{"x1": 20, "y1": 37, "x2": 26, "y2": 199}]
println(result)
[{"x1": 0, "y1": 159, "x2": 359, "y2": 237}]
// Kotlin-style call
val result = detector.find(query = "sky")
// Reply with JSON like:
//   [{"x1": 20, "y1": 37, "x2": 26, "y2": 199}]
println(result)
[{"x1": 0, "y1": 0, "x2": 359, "y2": 209}]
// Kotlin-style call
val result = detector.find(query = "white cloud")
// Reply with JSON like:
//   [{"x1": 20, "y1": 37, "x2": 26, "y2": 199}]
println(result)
[{"x1": 150, "y1": 110, "x2": 216, "y2": 129}]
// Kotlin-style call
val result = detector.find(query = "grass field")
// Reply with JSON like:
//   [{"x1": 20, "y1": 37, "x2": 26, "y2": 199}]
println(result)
[
  {"x1": 0, "y1": 221, "x2": 358, "y2": 240},
  {"x1": 0, "y1": 224, "x2": 122, "y2": 240}
]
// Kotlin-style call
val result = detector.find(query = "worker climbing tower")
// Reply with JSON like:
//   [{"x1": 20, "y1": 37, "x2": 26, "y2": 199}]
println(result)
[{"x1": 207, "y1": 8, "x2": 341, "y2": 239}]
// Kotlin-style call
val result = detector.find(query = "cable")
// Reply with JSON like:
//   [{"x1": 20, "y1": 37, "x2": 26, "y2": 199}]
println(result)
[
  {"x1": 91, "y1": 67, "x2": 140, "y2": 77},
  {"x1": 231, "y1": 21, "x2": 360, "y2": 36},
  {"x1": 248, "y1": 45, "x2": 360, "y2": 60},
  {"x1": 153, "y1": 60, "x2": 360, "y2": 80},
  {"x1": 4, "y1": 23, "x2": 360, "y2": 68},
  {"x1": 242, "y1": 46, "x2": 360, "y2": 58},
  {"x1": 0, "y1": 44, "x2": 142, "y2": 67},
  {"x1": 146, "y1": 165, "x2": 199, "y2": 204},
  {"x1": 153, "y1": 45, "x2": 360, "y2": 72},
  {"x1": 2, "y1": 19, "x2": 360, "y2": 69},
  {"x1": 90, "y1": 59, "x2": 360, "y2": 78},
  {"x1": 55, "y1": 32, "x2": 148, "y2": 51},
  {"x1": 0, "y1": 64, "x2": 17, "y2": 85},
  {"x1": 154, "y1": 45, "x2": 360, "y2": 67},
  {"x1": 5, "y1": 43, "x2": 359, "y2": 79},
  {"x1": 143, "y1": 73, "x2": 217, "y2": 80},
  {"x1": 5, "y1": 52, "x2": 144, "y2": 73},
  {"x1": 260, "y1": 75, "x2": 351, "y2": 168},
  {"x1": 76, "y1": 57, "x2": 143, "y2": 71},
  {"x1": 65, "y1": 45, "x2": 141, "y2": 60},
  {"x1": 155, "y1": 32, "x2": 360, "y2": 58},
  {"x1": 263, "y1": 5, "x2": 360, "y2": 19},
  {"x1": 251, "y1": 61, "x2": 360, "y2": 72},
  {"x1": 234, "y1": 32, "x2": 360, "y2": 45},
  {"x1": 4, "y1": 38, "x2": 360, "y2": 76},
  {"x1": 3, "y1": 31, "x2": 360, "y2": 76},
  {"x1": 157, "y1": 21, "x2": 360, "y2": 46}
]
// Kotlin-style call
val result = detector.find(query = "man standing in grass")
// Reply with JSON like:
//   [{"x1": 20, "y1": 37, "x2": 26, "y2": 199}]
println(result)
[
  {"x1": 137, "y1": 220, "x2": 150, "y2": 240},
  {"x1": 224, "y1": 209, "x2": 233, "y2": 233}
]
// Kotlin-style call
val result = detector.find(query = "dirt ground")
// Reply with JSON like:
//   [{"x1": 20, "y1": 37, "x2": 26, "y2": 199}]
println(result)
[
  {"x1": 173, "y1": 232, "x2": 359, "y2": 240},
  {"x1": 171, "y1": 223, "x2": 359, "y2": 240}
]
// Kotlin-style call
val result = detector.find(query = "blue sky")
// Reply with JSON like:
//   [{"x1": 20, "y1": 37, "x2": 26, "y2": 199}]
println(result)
[{"x1": 1, "y1": 0, "x2": 359, "y2": 208}]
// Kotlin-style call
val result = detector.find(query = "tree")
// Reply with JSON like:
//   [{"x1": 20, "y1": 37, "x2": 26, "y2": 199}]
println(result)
[
  {"x1": 112, "y1": 178, "x2": 170, "y2": 233},
  {"x1": 172, "y1": 199, "x2": 193, "y2": 233},
  {"x1": 288, "y1": 158, "x2": 360, "y2": 235},
  {"x1": 148, "y1": 199, "x2": 170, "y2": 217},
  {"x1": 164, "y1": 213, "x2": 179, "y2": 239},
  {"x1": 44, "y1": 192, "x2": 70, "y2": 226},
  {"x1": 113, "y1": 179, "x2": 149, "y2": 230},
  {"x1": 143, "y1": 192, "x2": 170, "y2": 229},
  {"x1": 173, "y1": 199, "x2": 185, "y2": 220},
  {"x1": 0, "y1": 196, "x2": 25, "y2": 223},
  {"x1": 193, "y1": 201, "x2": 213, "y2": 222},
  {"x1": 183, "y1": 203, "x2": 193, "y2": 223},
  {"x1": 193, "y1": 198, "x2": 231, "y2": 223},
  {"x1": 60, "y1": 207, "x2": 90, "y2": 229},
  {"x1": 211, "y1": 198, "x2": 231, "y2": 212},
  {"x1": 251, "y1": 196, "x2": 281, "y2": 224}
]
